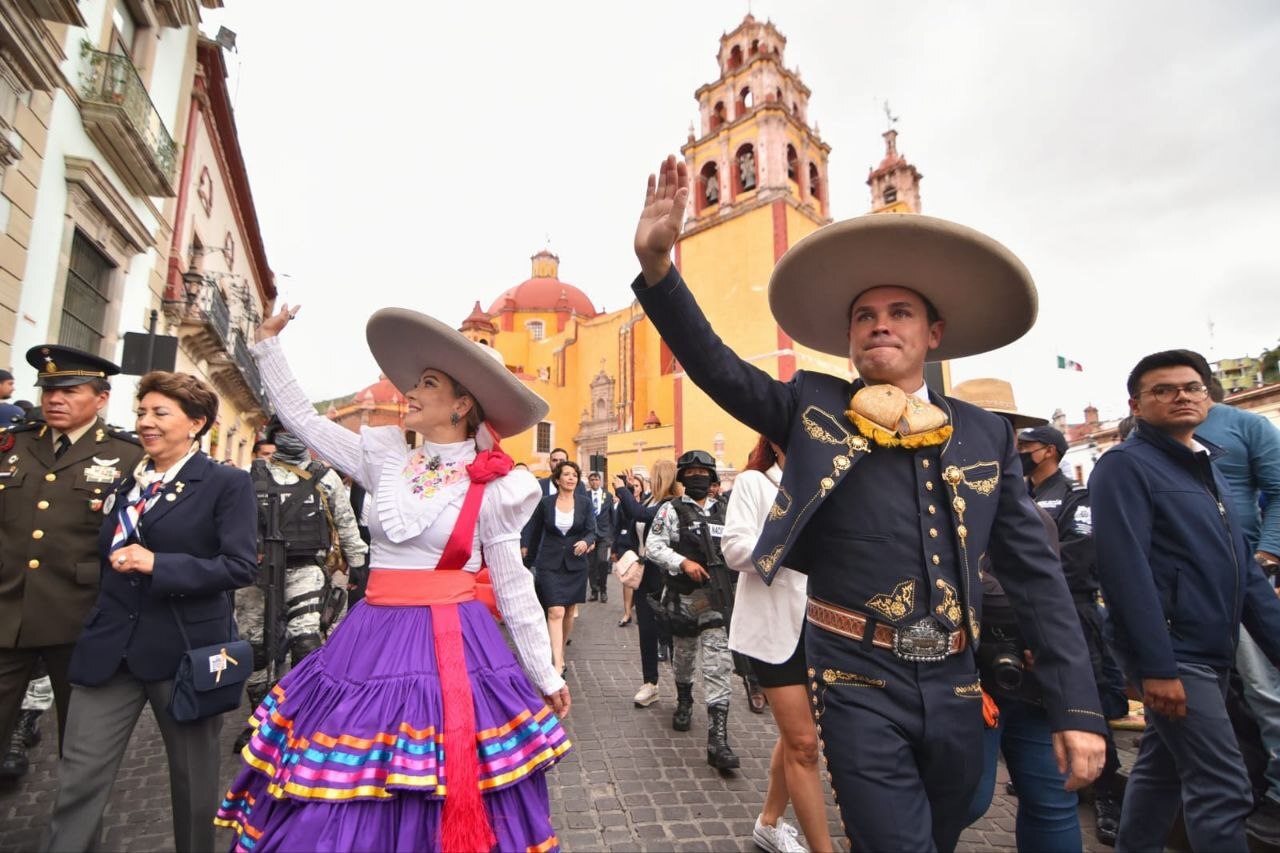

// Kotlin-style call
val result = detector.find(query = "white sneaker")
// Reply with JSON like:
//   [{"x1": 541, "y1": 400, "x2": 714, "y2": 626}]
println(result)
[
  {"x1": 633, "y1": 682, "x2": 659, "y2": 707},
  {"x1": 753, "y1": 816, "x2": 807, "y2": 853}
]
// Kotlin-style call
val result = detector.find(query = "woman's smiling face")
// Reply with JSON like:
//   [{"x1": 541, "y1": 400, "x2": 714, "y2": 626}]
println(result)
[{"x1": 403, "y1": 369, "x2": 466, "y2": 435}]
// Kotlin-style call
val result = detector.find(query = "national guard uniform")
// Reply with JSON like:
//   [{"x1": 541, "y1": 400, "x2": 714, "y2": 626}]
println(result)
[
  {"x1": 0, "y1": 346, "x2": 142, "y2": 756},
  {"x1": 633, "y1": 270, "x2": 1106, "y2": 851},
  {"x1": 645, "y1": 450, "x2": 740, "y2": 771}
]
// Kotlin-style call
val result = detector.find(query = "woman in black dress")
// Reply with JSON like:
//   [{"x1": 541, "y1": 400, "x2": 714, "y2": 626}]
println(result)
[{"x1": 525, "y1": 461, "x2": 596, "y2": 674}]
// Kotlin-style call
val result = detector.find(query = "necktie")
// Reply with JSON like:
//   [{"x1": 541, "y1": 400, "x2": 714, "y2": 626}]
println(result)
[
  {"x1": 54, "y1": 435, "x2": 71, "y2": 459},
  {"x1": 593, "y1": 492, "x2": 601, "y2": 513}
]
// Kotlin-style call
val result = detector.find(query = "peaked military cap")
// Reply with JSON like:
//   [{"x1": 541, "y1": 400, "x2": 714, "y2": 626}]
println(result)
[{"x1": 26, "y1": 344, "x2": 120, "y2": 389}]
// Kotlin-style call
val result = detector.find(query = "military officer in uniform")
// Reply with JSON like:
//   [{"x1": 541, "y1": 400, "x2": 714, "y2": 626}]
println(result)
[
  {"x1": 0, "y1": 345, "x2": 142, "y2": 760},
  {"x1": 632, "y1": 156, "x2": 1105, "y2": 850}
]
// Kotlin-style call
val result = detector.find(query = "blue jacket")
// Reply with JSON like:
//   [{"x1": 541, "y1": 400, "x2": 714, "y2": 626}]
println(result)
[
  {"x1": 1195, "y1": 403, "x2": 1280, "y2": 555},
  {"x1": 1090, "y1": 420, "x2": 1280, "y2": 679},
  {"x1": 68, "y1": 452, "x2": 259, "y2": 685},
  {"x1": 522, "y1": 491, "x2": 597, "y2": 574},
  {"x1": 633, "y1": 267, "x2": 1105, "y2": 734}
]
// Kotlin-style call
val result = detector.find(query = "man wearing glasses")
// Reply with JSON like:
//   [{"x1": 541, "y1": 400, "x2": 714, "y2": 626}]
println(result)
[{"x1": 1092, "y1": 349, "x2": 1280, "y2": 851}]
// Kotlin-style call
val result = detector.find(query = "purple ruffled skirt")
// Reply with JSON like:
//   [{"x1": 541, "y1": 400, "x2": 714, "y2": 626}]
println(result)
[{"x1": 216, "y1": 599, "x2": 570, "y2": 852}]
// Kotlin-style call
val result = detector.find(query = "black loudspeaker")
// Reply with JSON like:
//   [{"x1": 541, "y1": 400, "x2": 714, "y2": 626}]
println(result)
[{"x1": 120, "y1": 332, "x2": 178, "y2": 375}]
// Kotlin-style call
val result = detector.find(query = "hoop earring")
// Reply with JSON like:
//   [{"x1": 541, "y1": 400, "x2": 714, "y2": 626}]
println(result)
[{"x1": 450, "y1": 412, "x2": 461, "y2": 426}]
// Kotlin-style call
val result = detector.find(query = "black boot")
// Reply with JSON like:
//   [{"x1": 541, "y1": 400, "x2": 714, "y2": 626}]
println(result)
[
  {"x1": 672, "y1": 682, "x2": 694, "y2": 732},
  {"x1": 0, "y1": 724, "x2": 31, "y2": 778},
  {"x1": 1094, "y1": 792, "x2": 1121, "y2": 847},
  {"x1": 15, "y1": 709, "x2": 41, "y2": 748},
  {"x1": 706, "y1": 705, "x2": 740, "y2": 771},
  {"x1": 588, "y1": 590, "x2": 599, "y2": 602},
  {"x1": 600, "y1": 588, "x2": 608, "y2": 604}
]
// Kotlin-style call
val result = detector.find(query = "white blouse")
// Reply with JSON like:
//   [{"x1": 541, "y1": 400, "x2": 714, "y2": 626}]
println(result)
[
  {"x1": 721, "y1": 466, "x2": 809, "y2": 664},
  {"x1": 554, "y1": 507, "x2": 573, "y2": 535},
  {"x1": 252, "y1": 336, "x2": 563, "y2": 694}
]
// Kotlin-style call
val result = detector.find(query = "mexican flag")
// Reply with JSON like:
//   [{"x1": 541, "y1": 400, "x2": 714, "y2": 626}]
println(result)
[{"x1": 1057, "y1": 356, "x2": 1084, "y2": 372}]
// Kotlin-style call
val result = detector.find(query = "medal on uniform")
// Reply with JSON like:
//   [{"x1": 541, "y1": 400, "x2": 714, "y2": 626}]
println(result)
[
  {"x1": 175, "y1": 482, "x2": 185, "y2": 493},
  {"x1": 89, "y1": 498, "x2": 103, "y2": 512},
  {"x1": 102, "y1": 494, "x2": 116, "y2": 515},
  {"x1": 6, "y1": 455, "x2": 16, "y2": 464},
  {"x1": 84, "y1": 457, "x2": 122, "y2": 483},
  {"x1": 165, "y1": 493, "x2": 176, "y2": 502}
]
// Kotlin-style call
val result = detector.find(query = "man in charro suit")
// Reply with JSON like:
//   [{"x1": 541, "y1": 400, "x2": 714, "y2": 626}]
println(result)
[
  {"x1": 631, "y1": 156, "x2": 1106, "y2": 851},
  {"x1": 0, "y1": 345, "x2": 142, "y2": 768}
]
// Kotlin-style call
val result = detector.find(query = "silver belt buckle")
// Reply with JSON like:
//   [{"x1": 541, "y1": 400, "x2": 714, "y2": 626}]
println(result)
[{"x1": 894, "y1": 618, "x2": 950, "y2": 663}]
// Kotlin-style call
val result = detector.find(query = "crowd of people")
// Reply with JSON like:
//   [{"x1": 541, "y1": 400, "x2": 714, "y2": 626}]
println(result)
[{"x1": 0, "y1": 152, "x2": 1275, "y2": 853}]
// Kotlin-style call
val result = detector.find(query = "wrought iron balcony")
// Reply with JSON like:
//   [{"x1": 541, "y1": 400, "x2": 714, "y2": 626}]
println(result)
[
  {"x1": 79, "y1": 48, "x2": 177, "y2": 197},
  {"x1": 232, "y1": 332, "x2": 267, "y2": 411}
]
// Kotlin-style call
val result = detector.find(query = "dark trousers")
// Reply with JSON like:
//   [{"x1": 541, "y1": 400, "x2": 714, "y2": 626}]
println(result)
[
  {"x1": 588, "y1": 542, "x2": 612, "y2": 595},
  {"x1": 1076, "y1": 597, "x2": 1124, "y2": 796},
  {"x1": 0, "y1": 644, "x2": 76, "y2": 753},
  {"x1": 44, "y1": 669, "x2": 222, "y2": 852},
  {"x1": 1116, "y1": 661, "x2": 1253, "y2": 852},
  {"x1": 807, "y1": 621, "x2": 984, "y2": 851},
  {"x1": 636, "y1": 562, "x2": 665, "y2": 685}
]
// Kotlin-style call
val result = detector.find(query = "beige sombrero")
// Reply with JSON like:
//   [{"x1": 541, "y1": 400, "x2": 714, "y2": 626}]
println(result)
[
  {"x1": 768, "y1": 213, "x2": 1037, "y2": 361},
  {"x1": 950, "y1": 378, "x2": 1048, "y2": 429},
  {"x1": 366, "y1": 308, "x2": 549, "y2": 439}
]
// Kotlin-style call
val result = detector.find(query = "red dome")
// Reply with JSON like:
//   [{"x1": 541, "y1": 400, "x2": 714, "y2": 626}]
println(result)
[
  {"x1": 487, "y1": 278, "x2": 597, "y2": 317},
  {"x1": 355, "y1": 375, "x2": 404, "y2": 406}
]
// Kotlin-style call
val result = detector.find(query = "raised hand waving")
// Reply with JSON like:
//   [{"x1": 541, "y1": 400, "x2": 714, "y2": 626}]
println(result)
[{"x1": 634, "y1": 155, "x2": 690, "y2": 286}]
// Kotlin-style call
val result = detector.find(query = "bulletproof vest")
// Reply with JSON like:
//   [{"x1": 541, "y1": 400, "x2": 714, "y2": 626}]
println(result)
[
  {"x1": 668, "y1": 498, "x2": 727, "y2": 569},
  {"x1": 251, "y1": 459, "x2": 332, "y2": 561}
]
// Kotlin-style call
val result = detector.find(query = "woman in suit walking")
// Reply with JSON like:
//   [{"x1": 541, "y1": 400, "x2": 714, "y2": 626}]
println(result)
[
  {"x1": 44, "y1": 371, "x2": 258, "y2": 852},
  {"x1": 525, "y1": 461, "x2": 596, "y2": 675}
]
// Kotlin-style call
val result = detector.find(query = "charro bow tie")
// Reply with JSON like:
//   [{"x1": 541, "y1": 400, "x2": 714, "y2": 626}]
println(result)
[{"x1": 846, "y1": 384, "x2": 952, "y2": 449}]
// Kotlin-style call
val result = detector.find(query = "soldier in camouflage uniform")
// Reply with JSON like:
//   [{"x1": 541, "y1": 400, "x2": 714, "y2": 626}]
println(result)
[
  {"x1": 645, "y1": 449, "x2": 740, "y2": 771},
  {"x1": 233, "y1": 425, "x2": 367, "y2": 751}
]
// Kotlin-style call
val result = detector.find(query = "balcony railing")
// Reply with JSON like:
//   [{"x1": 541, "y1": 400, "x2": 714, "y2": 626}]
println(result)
[
  {"x1": 79, "y1": 48, "x2": 177, "y2": 196},
  {"x1": 188, "y1": 278, "x2": 233, "y2": 351},
  {"x1": 232, "y1": 333, "x2": 267, "y2": 411}
]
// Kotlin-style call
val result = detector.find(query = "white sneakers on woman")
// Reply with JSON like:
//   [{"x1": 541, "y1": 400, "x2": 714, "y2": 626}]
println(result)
[
  {"x1": 753, "y1": 815, "x2": 807, "y2": 853},
  {"x1": 632, "y1": 682, "x2": 659, "y2": 707}
]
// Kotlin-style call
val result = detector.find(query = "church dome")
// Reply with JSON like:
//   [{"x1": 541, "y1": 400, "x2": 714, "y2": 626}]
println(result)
[
  {"x1": 487, "y1": 250, "x2": 598, "y2": 317},
  {"x1": 355, "y1": 375, "x2": 404, "y2": 406}
]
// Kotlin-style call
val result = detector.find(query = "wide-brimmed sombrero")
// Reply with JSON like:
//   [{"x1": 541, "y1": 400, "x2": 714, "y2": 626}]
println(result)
[
  {"x1": 366, "y1": 308, "x2": 548, "y2": 439},
  {"x1": 950, "y1": 378, "x2": 1047, "y2": 429},
  {"x1": 768, "y1": 213, "x2": 1037, "y2": 361}
]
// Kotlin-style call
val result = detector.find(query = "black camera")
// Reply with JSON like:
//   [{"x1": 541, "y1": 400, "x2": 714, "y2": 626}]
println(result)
[{"x1": 977, "y1": 625, "x2": 1026, "y2": 693}]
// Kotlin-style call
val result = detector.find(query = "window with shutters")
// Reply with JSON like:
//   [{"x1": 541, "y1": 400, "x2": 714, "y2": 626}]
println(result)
[{"x1": 59, "y1": 230, "x2": 114, "y2": 353}]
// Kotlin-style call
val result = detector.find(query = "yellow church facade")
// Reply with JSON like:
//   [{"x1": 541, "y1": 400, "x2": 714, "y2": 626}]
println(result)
[{"x1": 460, "y1": 16, "x2": 927, "y2": 480}]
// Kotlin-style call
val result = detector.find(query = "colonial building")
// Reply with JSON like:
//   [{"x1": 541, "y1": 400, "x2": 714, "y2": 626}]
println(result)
[
  {"x1": 327, "y1": 15, "x2": 929, "y2": 479},
  {"x1": 0, "y1": 0, "x2": 229, "y2": 428},
  {"x1": 159, "y1": 36, "x2": 274, "y2": 467}
]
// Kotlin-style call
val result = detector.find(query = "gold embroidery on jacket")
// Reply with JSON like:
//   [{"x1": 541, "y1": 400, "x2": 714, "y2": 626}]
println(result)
[
  {"x1": 768, "y1": 487, "x2": 793, "y2": 521},
  {"x1": 754, "y1": 544, "x2": 785, "y2": 575},
  {"x1": 954, "y1": 681, "x2": 982, "y2": 697},
  {"x1": 934, "y1": 579, "x2": 962, "y2": 625},
  {"x1": 823, "y1": 669, "x2": 886, "y2": 688},
  {"x1": 866, "y1": 580, "x2": 916, "y2": 621}
]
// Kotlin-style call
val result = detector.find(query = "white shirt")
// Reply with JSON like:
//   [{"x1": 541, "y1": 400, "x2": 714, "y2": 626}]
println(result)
[
  {"x1": 253, "y1": 336, "x2": 562, "y2": 694},
  {"x1": 721, "y1": 465, "x2": 809, "y2": 663},
  {"x1": 554, "y1": 507, "x2": 573, "y2": 535}
]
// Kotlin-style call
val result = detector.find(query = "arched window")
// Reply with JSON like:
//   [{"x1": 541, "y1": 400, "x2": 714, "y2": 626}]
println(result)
[
  {"x1": 808, "y1": 163, "x2": 822, "y2": 206},
  {"x1": 786, "y1": 145, "x2": 798, "y2": 182},
  {"x1": 729, "y1": 45, "x2": 743, "y2": 68},
  {"x1": 525, "y1": 319, "x2": 545, "y2": 341},
  {"x1": 734, "y1": 144, "x2": 757, "y2": 193},
  {"x1": 594, "y1": 399, "x2": 607, "y2": 420},
  {"x1": 698, "y1": 161, "x2": 721, "y2": 211},
  {"x1": 775, "y1": 87, "x2": 783, "y2": 104},
  {"x1": 738, "y1": 87, "x2": 753, "y2": 114},
  {"x1": 883, "y1": 184, "x2": 898, "y2": 204},
  {"x1": 711, "y1": 101, "x2": 726, "y2": 130},
  {"x1": 750, "y1": 39, "x2": 759, "y2": 56}
]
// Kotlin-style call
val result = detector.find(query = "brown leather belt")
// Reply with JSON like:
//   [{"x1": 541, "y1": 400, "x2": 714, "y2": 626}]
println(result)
[{"x1": 806, "y1": 597, "x2": 967, "y2": 662}]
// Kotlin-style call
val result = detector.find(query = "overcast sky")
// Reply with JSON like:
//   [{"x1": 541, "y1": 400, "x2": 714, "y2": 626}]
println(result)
[{"x1": 201, "y1": 0, "x2": 1280, "y2": 424}]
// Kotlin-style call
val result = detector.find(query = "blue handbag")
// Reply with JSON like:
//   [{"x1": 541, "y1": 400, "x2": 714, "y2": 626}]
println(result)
[{"x1": 167, "y1": 596, "x2": 252, "y2": 723}]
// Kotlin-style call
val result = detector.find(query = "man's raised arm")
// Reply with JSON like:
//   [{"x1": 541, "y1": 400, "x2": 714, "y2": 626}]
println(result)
[{"x1": 632, "y1": 155, "x2": 797, "y2": 446}]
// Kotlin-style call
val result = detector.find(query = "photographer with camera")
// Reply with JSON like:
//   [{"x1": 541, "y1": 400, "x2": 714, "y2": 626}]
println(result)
[
  {"x1": 644, "y1": 449, "x2": 740, "y2": 771},
  {"x1": 952, "y1": 379, "x2": 1092, "y2": 852}
]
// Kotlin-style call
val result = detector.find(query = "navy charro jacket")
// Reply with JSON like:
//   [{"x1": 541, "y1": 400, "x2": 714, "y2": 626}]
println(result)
[
  {"x1": 1090, "y1": 421, "x2": 1280, "y2": 680},
  {"x1": 634, "y1": 267, "x2": 1105, "y2": 733},
  {"x1": 68, "y1": 452, "x2": 259, "y2": 685}
]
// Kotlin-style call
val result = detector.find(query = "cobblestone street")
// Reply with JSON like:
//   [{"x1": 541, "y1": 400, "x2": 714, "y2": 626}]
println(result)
[{"x1": 0, "y1": 580, "x2": 1131, "y2": 851}]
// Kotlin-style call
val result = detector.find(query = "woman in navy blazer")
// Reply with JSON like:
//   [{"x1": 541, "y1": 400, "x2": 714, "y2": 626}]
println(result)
[
  {"x1": 524, "y1": 461, "x2": 596, "y2": 674},
  {"x1": 45, "y1": 372, "x2": 257, "y2": 853}
]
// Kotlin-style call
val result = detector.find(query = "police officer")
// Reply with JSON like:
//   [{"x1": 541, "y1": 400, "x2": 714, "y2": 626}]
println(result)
[
  {"x1": 0, "y1": 345, "x2": 142, "y2": 773},
  {"x1": 233, "y1": 421, "x2": 367, "y2": 750},
  {"x1": 645, "y1": 449, "x2": 740, "y2": 771},
  {"x1": 1018, "y1": 423, "x2": 1125, "y2": 842}
]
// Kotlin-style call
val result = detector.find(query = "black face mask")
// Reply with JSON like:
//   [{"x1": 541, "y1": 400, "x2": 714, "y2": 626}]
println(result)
[
  {"x1": 272, "y1": 432, "x2": 309, "y2": 467},
  {"x1": 1017, "y1": 450, "x2": 1038, "y2": 474},
  {"x1": 682, "y1": 474, "x2": 712, "y2": 501}
]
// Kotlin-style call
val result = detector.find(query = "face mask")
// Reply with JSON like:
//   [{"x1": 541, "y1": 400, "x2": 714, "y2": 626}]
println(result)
[
  {"x1": 272, "y1": 432, "x2": 309, "y2": 466},
  {"x1": 1018, "y1": 450, "x2": 1039, "y2": 475},
  {"x1": 682, "y1": 474, "x2": 712, "y2": 500}
]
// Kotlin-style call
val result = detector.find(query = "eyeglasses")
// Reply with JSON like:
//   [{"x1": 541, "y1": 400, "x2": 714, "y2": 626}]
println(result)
[{"x1": 1139, "y1": 383, "x2": 1210, "y2": 403}]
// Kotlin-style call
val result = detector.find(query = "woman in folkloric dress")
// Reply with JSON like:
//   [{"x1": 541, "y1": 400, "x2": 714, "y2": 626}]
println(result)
[{"x1": 216, "y1": 304, "x2": 571, "y2": 853}]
